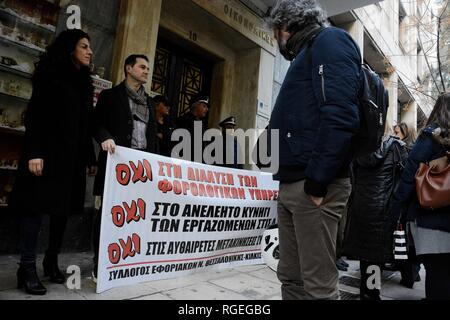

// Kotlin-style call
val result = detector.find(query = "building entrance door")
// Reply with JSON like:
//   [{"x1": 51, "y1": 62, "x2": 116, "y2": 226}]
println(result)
[{"x1": 151, "y1": 36, "x2": 214, "y2": 126}]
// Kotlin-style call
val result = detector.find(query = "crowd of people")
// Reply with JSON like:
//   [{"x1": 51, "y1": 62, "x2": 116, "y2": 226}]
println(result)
[
  {"x1": 267, "y1": 0, "x2": 449, "y2": 301},
  {"x1": 6, "y1": 0, "x2": 450, "y2": 301},
  {"x1": 9, "y1": 29, "x2": 242, "y2": 296}
]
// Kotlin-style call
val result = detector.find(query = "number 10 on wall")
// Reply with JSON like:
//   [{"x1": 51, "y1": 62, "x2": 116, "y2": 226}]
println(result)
[{"x1": 189, "y1": 31, "x2": 198, "y2": 42}]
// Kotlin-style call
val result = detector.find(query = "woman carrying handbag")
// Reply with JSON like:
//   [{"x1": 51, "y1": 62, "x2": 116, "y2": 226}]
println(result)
[{"x1": 390, "y1": 92, "x2": 450, "y2": 300}]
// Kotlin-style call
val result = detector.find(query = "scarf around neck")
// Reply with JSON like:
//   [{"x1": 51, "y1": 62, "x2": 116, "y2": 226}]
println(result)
[
  {"x1": 124, "y1": 82, "x2": 149, "y2": 123},
  {"x1": 284, "y1": 23, "x2": 324, "y2": 61}
]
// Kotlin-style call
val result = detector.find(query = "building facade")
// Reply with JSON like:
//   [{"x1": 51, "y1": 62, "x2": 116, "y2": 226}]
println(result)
[{"x1": 0, "y1": 0, "x2": 439, "y2": 254}]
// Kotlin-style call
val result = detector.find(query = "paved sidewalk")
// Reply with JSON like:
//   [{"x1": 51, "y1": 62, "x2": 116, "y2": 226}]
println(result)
[{"x1": 0, "y1": 253, "x2": 425, "y2": 300}]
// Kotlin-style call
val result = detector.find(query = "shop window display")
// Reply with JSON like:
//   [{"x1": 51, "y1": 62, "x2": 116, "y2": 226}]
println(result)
[
  {"x1": 0, "y1": 0, "x2": 59, "y2": 207},
  {"x1": 0, "y1": 0, "x2": 120, "y2": 207},
  {"x1": 0, "y1": 0, "x2": 120, "y2": 254}
]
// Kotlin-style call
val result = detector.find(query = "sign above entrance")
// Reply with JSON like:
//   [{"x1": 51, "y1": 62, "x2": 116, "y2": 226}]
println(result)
[{"x1": 191, "y1": 0, "x2": 276, "y2": 55}]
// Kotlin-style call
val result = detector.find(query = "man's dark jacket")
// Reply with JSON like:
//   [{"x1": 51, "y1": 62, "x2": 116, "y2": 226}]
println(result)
[
  {"x1": 93, "y1": 82, "x2": 158, "y2": 196},
  {"x1": 269, "y1": 27, "x2": 362, "y2": 197}
]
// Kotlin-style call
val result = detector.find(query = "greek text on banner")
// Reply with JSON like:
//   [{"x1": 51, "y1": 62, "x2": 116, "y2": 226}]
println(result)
[{"x1": 97, "y1": 146, "x2": 279, "y2": 293}]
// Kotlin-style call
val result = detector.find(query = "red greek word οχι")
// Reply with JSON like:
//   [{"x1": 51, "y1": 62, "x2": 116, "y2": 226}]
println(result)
[
  {"x1": 108, "y1": 234, "x2": 141, "y2": 264},
  {"x1": 115, "y1": 160, "x2": 153, "y2": 186},
  {"x1": 111, "y1": 199, "x2": 146, "y2": 228}
]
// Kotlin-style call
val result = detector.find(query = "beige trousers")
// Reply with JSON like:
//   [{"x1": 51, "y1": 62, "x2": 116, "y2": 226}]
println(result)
[{"x1": 277, "y1": 178, "x2": 351, "y2": 300}]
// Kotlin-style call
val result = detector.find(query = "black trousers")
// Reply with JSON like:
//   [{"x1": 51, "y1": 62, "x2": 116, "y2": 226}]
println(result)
[
  {"x1": 399, "y1": 259, "x2": 421, "y2": 286},
  {"x1": 422, "y1": 254, "x2": 450, "y2": 300},
  {"x1": 20, "y1": 215, "x2": 68, "y2": 264}
]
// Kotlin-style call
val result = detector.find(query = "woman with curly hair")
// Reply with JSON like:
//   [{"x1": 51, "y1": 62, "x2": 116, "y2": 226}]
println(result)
[
  {"x1": 10, "y1": 29, "x2": 97, "y2": 295},
  {"x1": 391, "y1": 93, "x2": 450, "y2": 300}
]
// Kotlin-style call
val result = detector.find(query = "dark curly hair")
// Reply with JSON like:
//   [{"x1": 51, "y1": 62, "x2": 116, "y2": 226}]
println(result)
[{"x1": 33, "y1": 29, "x2": 93, "y2": 98}]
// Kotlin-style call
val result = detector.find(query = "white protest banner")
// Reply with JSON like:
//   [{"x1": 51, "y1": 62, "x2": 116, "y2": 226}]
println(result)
[{"x1": 97, "y1": 146, "x2": 279, "y2": 293}]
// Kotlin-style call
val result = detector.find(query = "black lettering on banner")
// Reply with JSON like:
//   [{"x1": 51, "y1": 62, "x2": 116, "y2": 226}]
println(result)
[
  {"x1": 151, "y1": 262, "x2": 202, "y2": 274},
  {"x1": 152, "y1": 202, "x2": 180, "y2": 217},
  {"x1": 164, "y1": 240, "x2": 217, "y2": 255},
  {"x1": 181, "y1": 205, "x2": 241, "y2": 218},
  {"x1": 150, "y1": 218, "x2": 180, "y2": 232},
  {"x1": 205, "y1": 254, "x2": 245, "y2": 267},
  {"x1": 146, "y1": 242, "x2": 167, "y2": 255},
  {"x1": 182, "y1": 219, "x2": 257, "y2": 233},
  {"x1": 241, "y1": 207, "x2": 271, "y2": 218},
  {"x1": 108, "y1": 266, "x2": 152, "y2": 281},
  {"x1": 215, "y1": 236, "x2": 259, "y2": 250},
  {"x1": 245, "y1": 252, "x2": 262, "y2": 260}
]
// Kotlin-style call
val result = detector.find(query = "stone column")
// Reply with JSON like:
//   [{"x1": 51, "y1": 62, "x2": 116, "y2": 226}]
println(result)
[
  {"x1": 401, "y1": 100, "x2": 418, "y2": 131},
  {"x1": 256, "y1": 48, "x2": 275, "y2": 126},
  {"x1": 383, "y1": 72, "x2": 399, "y2": 128},
  {"x1": 209, "y1": 60, "x2": 235, "y2": 129},
  {"x1": 232, "y1": 47, "x2": 262, "y2": 132},
  {"x1": 110, "y1": 0, "x2": 162, "y2": 90}
]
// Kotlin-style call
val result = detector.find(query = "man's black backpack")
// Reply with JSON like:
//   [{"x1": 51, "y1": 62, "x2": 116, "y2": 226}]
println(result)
[
  {"x1": 305, "y1": 29, "x2": 389, "y2": 158},
  {"x1": 353, "y1": 64, "x2": 389, "y2": 157}
]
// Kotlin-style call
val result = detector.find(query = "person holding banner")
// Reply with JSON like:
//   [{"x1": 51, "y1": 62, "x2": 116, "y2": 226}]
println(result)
[
  {"x1": 10, "y1": 29, "x2": 97, "y2": 295},
  {"x1": 91, "y1": 54, "x2": 158, "y2": 282}
]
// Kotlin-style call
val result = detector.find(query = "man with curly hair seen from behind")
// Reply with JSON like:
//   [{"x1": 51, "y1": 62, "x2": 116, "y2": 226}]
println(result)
[{"x1": 267, "y1": 0, "x2": 362, "y2": 300}]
